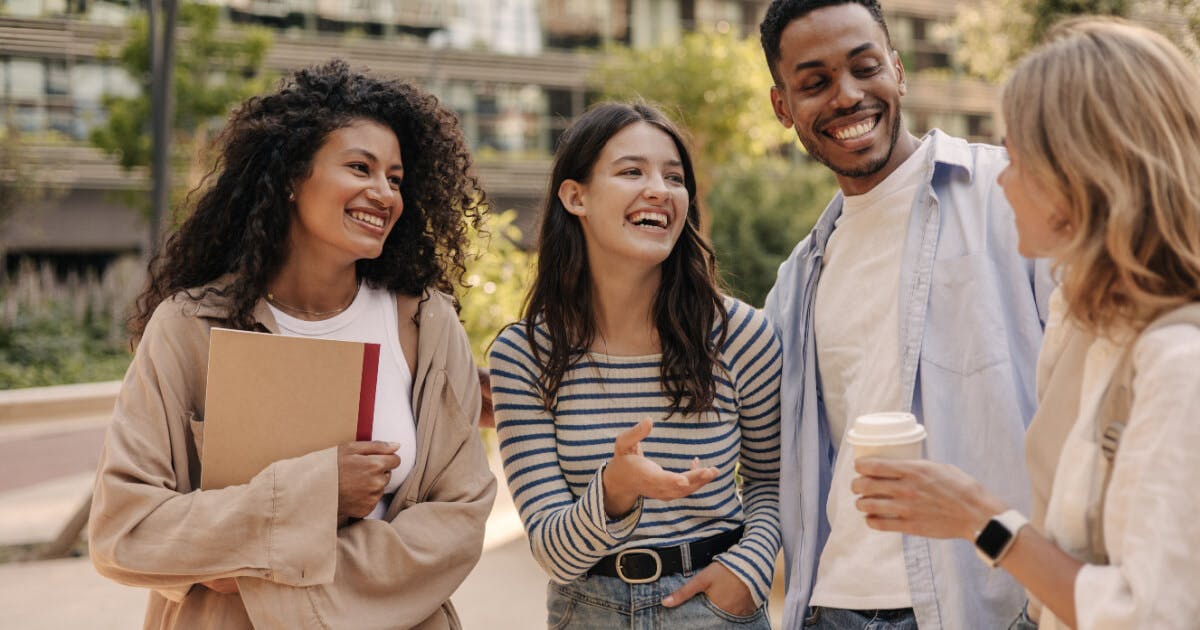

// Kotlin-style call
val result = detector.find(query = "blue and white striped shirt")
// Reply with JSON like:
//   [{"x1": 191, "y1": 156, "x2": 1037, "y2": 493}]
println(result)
[{"x1": 488, "y1": 298, "x2": 783, "y2": 605}]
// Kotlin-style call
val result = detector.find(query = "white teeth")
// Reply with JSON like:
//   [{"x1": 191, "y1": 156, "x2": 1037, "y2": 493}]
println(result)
[
  {"x1": 349, "y1": 211, "x2": 384, "y2": 228},
  {"x1": 627, "y1": 211, "x2": 669, "y2": 229},
  {"x1": 832, "y1": 118, "x2": 877, "y2": 141}
]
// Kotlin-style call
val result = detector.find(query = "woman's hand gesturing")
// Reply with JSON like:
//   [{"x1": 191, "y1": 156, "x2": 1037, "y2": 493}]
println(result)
[{"x1": 602, "y1": 418, "x2": 719, "y2": 518}]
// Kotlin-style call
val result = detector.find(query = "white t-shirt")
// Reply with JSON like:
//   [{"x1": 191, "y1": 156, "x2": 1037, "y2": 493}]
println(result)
[
  {"x1": 269, "y1": 284, "x2": 416, "y2": 520},
  {"x1": 809, "y1": 138, "x2": 931, "y2": 610}
]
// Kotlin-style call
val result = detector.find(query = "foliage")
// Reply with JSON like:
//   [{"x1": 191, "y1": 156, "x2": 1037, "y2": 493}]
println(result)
[
  {"x1": 951, "y1": 0, "x2": 1200, "y2": 82},
  {"x1": 89, "y1": 2, "x2": 274, "y2": 217},
  {"x1": 708, "y1": 156, "x2": 837, "y2": 306},
  {"x1": 458, "y1": 209, "x2": 534, "y2": 363},
  {"x1": 593, "y1": 28, "x2": 794, "y2": 187},
  {"x1": 0, "y1": 125, "x2": 36, "y2": 231},
  {"x1": 951, "y1": 0, "x2": 1035, "y2": 82},
  {"x1": 0, "y1": 259, "x2": 142, "y2": 389}
]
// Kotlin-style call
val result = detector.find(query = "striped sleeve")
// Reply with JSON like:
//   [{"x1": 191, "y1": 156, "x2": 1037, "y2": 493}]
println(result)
[
  {"x1": 713, "y1": 301, "x2": 784, "y2": 606},
  {"x1": 488, "y1": 324, "x2": 641, "y2": 583}
]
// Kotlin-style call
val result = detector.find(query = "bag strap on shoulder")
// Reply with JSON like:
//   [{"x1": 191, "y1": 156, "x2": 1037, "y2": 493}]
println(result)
[{"x1": 1089, "y1": 302, "x2": 1200, "y2": 562}]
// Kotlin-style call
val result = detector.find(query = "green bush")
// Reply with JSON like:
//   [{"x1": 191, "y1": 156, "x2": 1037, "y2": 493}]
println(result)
[
  {"x1": 0, "y1": 259, "x2": 140, "y2": 389},
  {"x1": 708, "y1": 156, "x2": 837, "y2": 307},
  {"x1": 458, "y1": 208, "x2": 534, "y2": 363}
]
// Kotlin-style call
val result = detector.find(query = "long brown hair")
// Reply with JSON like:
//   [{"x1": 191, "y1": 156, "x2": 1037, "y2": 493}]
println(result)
[
  {"x1": 1002, "y1": 18, "x2": 1200, "y2": 335},
  {"x1": 521, "y1": 102, "x2": 728, "y2": 414}
]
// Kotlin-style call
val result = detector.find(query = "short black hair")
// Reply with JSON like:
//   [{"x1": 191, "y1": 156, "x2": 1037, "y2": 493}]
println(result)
[{"x1": 759, "y1": 0, "x2": 892, "y2": 84}]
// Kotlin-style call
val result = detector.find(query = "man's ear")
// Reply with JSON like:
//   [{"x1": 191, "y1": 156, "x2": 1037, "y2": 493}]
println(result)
[
  {"x1": 893, "y1": 49, "x2": 907, "y2": 97},
  {"x1": 770, "y1": 85, "x2": 795, "y2": 129},
  {"x1": 558, "y1": 179, "x2": 587, "y2": 217}
]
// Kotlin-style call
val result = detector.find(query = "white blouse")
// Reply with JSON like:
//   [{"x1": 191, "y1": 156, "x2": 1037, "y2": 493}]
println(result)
[{"x1": 1040, "y1": 323, "x2": 1200, "y2": 629}]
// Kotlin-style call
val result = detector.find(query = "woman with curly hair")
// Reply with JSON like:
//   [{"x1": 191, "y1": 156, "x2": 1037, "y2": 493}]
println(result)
[
  {"x1": 89, "y1": 60, "x2": 496, "y2": 629},
  {"x1": 851, "y1": 18, "x2": 1200, "y2": 630},
  {"x1": 488, "y1": 102, "x2": 782, "y2": 628}
]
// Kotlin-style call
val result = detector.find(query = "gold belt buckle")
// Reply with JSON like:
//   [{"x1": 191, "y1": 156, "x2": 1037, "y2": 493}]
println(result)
[{"x1": 614, "y1": 548, "x2": 662, "y2": 584}]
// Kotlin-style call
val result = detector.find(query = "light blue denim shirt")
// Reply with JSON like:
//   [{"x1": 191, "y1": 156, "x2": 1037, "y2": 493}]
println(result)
[{"x1": 764, "y1": 130, "x2": 1055, "y2": 630}]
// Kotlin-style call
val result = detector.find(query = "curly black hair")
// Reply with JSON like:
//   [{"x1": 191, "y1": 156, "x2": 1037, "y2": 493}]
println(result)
[
  {"x1": 759, "y1": 0, "x2": 891, "y2": 84},
  {"x1": 130, "y1": 59, "x2": 486, "y2": 340}
]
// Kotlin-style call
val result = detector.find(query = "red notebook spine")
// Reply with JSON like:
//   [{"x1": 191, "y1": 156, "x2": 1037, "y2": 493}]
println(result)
[{"x1": 356, "y1": 343, "x2": 381, "y2": 441}]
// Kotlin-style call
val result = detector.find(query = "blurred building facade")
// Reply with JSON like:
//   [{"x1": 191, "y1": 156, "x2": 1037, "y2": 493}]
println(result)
[{"x1": 0, "y1": 0, "x2": 997, "y2": 269}]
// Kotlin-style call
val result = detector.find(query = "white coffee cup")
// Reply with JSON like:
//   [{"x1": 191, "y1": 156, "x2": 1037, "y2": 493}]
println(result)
[{"x1": 846, "y1": 412, "x2": 926, "y2": 460}]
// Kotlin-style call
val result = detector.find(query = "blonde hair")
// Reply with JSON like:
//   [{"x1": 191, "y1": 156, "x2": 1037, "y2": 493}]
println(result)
[{"x1": 1002, "y1": 17, "x2": 1200, "y2": 336}]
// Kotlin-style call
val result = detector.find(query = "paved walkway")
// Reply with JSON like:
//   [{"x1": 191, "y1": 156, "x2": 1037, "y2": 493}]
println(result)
[{"x1": 0, "y1": 415, "x2": 784, "y2": 628}]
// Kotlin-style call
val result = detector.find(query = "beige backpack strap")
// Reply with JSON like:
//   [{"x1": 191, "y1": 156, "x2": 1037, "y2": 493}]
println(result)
[{"x1": 1089, "y1": 302, "x2": 1200, "y2": 562}]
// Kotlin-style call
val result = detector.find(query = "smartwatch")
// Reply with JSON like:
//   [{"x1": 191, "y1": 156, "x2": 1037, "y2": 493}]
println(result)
[{"x1": 974, "y1": 509, "x2": 1029, "y2": 568}]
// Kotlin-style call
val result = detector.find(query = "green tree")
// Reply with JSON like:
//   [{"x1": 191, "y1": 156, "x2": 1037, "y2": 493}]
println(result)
[
  {"x1": 459, "y1": 209, "x2": 534, "y2": 363},
  {"x1": 594, "y1": 28, "x2": 794, "y2": 187},
  {"x1": 951, "y1": 0, "x2": 1199, "y2": 82},
  {"x1": 90, "y1": 2, "x2": 274, "y2": 216},
  {"x1": 708, "y1": 157, "x2": 836, "y2": 306},
  {"x1": 0, "y1": 125, "x2": 36, "y2": 233}
]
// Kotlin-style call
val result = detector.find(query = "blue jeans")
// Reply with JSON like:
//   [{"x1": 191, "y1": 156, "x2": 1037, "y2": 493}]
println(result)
[
  {"x1": 546, "y1": 572, "x2": 770, "y2": 629},
  {"x1": 803, "y1": 606, "x2": 917, "y2": 629}
]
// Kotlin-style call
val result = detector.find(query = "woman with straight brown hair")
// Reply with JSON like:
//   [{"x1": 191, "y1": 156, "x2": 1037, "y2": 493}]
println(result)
[
  {"x1": 850, "y1": 18, "x2": 1200, "y2": 630},
  {"x1": 489, "y1": 102, "x2": 783, "y2": 628}
]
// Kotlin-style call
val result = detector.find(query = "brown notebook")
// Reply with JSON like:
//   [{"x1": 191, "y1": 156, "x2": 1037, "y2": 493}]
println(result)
[{"x1": 200, "y1": 328, "x2": 379, "y2": 490}]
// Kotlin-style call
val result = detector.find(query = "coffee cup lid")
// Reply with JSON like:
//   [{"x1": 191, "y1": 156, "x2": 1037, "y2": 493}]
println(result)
[{"x1": 845, "y1": 412, "x2": 927, "y2": 446}]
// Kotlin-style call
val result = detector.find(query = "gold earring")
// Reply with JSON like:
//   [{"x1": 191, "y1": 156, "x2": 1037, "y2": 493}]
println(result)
[{"x1": 288, "y1": 191, "x2": 295, "y2": 202}]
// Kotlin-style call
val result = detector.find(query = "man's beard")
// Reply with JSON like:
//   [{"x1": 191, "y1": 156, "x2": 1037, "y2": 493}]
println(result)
[{"x1": 803, "y1": 108, "x2": 903, "y2": 180}]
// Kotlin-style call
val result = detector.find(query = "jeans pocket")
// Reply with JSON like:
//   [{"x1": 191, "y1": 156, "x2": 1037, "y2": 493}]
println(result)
[
  {"x1": 546, "y1": 583, "x2": 577, "y2": 630},
  {"x1": 698, "y1": 594, "x2": 766, "y2": 625},
  {"x1": 803, "y1": 606, "x2": 822, "y2": 627}
]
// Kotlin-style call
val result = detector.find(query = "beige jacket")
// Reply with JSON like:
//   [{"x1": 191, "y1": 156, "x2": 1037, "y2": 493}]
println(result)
[{"x1": 89, "y1": 282, "x2": 497, "y2": 629}]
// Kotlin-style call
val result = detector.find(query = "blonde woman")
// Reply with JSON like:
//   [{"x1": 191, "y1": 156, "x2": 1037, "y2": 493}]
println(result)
[{"x1": 849, "y1": 18, "x2": 1200, "y2": 630}]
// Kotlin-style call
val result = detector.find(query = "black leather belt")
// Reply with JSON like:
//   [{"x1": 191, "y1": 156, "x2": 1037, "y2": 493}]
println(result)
[{"x1": 588, "y1": 527, "x2": 744, "y2": 584}]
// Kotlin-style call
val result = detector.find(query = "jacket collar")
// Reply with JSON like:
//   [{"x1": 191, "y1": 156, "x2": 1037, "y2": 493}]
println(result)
[
  {"x1": 809, "y1": 129, "x2": 980, "y2": 257},
  {"x1": 181, "y1": 274, "x2": 279, "y2": 333},
  {"x1": 923, "y1": 128, "x2": 976, "y2": 182},
  {"x1": 182, "y1": 274, "x2": 460, "y2": 376}
]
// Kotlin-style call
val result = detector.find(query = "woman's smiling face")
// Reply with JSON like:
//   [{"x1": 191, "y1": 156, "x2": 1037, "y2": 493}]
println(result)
[
  {"x1": 559, "y1": 121, "x2": 690, "y2": 270},
  {"x1": 288, "y1": 119, "x2": 405, "y2": 266}
]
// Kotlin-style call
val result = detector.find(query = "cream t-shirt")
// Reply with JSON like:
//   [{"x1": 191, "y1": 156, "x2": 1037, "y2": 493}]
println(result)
[{"x1": 809, "y1": 138, "x2": 931, "y2": 610}]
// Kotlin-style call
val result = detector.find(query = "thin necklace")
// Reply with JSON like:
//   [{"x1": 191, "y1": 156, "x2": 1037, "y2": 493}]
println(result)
[{"x1": 266, "y1": 282, "x2": 361, "y2": 318}]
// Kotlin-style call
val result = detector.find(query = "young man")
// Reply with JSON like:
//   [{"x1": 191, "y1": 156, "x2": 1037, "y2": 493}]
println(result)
[{"x1": 758, "y1": 1, "x2": 1053, "y2": 628}]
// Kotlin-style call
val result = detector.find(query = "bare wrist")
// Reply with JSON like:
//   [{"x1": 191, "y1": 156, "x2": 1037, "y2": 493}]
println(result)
[
  {"x1": 602, "y1": 464, "x2": 638, "y2": 518},
  {"x1": 965, "y1": 494, "x2": 1009, "y2": 540}
]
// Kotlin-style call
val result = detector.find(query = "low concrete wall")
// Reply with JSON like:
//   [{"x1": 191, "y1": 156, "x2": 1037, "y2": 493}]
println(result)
[{"x1": 0, "y1": 381, "x2": 121, "y2": 425}]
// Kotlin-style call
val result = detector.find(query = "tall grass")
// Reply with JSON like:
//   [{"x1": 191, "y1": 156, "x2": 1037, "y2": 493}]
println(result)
[{"x1": 0, "y1": 257, "x2": 143, "y2": 389}]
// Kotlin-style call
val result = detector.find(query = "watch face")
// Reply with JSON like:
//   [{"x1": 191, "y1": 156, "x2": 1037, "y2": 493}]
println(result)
[{"x1": 976, "y1": 519, "x2": 1012, "y2": 559}]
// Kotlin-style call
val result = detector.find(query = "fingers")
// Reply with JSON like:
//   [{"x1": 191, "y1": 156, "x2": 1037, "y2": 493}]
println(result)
[
  {"x1": 679, "y1": 466, "x2": 718, "y2": 487},
  {"x1": 641, "y1": 465, "x2": 719, "y2": 501},
  {"x1": 853, "y1": 457, "x2": 912, "y2": 478},
  {"x1": 614, "y1": 418, "x2": 653, "y2": 455},
  {"x1": 855, "y1": 495, "x2": 906, "y2": 519},
  {"x1": 345, "y1": 440, "x2": 402, "y2": 456},
  {"x1": 662, "y1": 572, "x2": 709, "y2": 608},
  {"x1": 849, "y1": 474, "x2": 909, "y2": 498}
]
